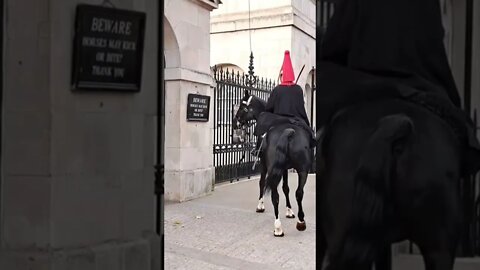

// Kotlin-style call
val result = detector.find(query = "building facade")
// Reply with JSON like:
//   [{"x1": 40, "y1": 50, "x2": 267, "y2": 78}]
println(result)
[{"x1": 210, "y1": 0, "x2": 317, "y2": 127}]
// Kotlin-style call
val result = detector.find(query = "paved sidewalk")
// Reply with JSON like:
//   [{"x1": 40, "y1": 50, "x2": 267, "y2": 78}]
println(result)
[
  {"x1": 164, "y1": 173, "x2": 480, "y2": 270},
  {"x1": 164, "y1": 173, "x2": 317, "y2": 270}
]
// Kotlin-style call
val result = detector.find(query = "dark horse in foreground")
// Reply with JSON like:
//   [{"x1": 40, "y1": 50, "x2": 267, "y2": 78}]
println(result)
[
  {"x1": 233, "y1": 90, "x2": 313, "y2": 236},
  {"x1": 318, "y1": 98, "x2": 464, "y2": 270}
]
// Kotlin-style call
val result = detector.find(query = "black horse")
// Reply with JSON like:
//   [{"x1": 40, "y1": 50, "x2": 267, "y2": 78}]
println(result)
[
  {"x1": 233, "y1": 90, "x2": 313, "y2": 236},
  {"x1": 232, "y1": 91, "x2": 296, "y2": 219},
  {"x1": 317, "y1": 98, "x2": 465, "y2": 270}
]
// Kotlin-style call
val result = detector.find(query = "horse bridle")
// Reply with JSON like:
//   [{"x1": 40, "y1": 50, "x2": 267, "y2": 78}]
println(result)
[{"x1": 235, "y1": 96, "x2": 255, "y2": 128}]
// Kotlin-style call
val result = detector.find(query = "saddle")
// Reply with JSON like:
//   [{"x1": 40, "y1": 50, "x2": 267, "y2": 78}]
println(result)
[{"x1": 254, "y1": 112, "x2": 316, "y2": 147}]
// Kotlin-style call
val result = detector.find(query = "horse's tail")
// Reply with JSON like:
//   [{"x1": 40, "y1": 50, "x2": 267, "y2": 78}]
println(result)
[
  {"x1": 265, "y1": 128, "x2": 295, "y2": 193},
  {"x1": 342, "y1": 114, "x2": 413, "y2": 264}
]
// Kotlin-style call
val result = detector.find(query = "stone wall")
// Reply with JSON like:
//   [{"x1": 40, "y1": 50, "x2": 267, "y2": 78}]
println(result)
[{"x1": 1, "y1": 0, "x2": 160, "y2": 269}]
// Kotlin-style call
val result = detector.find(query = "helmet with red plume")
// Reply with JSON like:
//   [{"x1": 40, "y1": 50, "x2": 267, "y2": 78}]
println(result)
[{"x1": 280, "y1": 50, "x2": 295, "y2": 86}]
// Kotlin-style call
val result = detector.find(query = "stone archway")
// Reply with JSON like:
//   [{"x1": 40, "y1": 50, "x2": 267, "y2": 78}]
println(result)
[
  {"x1": 164, "y1": 17, "x2": 180, "y2": 69},
  {"x1": 213, "y1": 63, "x2": 245, "y2": 75}
]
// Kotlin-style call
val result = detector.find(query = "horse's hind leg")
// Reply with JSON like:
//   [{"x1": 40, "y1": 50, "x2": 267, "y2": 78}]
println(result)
[
  {"x1": 414, "y1": 196, "x2": 460, "y2": 270},
  {"x1": 295, "y1": 171, "x2": 308, "y2": 231},
  {"x1": 318, "y1": 225, "x2": 328, "y2": 269},
  {"x1": 282, "y1": 170, "x2": 295, "y2": 218},
  {"x1": 374, "y1": 245, "x2": 392, "y2": 270},
  {"x1": 418, "y1": 244, "x2": 456, "y2": 270},
  {"x1": 271, "y1": 177, "x2": 284, "y2": 237},
  {"x1": 256, "y1": 168, "x2": 266, "y2": 213}
]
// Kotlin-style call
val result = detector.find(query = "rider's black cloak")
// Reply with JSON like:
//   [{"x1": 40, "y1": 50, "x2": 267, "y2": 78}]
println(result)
[
  {"x1": 266, "y1": 84, "x2": 310, "y2": 127},
  {"x1": 254, "y1": 84, "x2": 311, "y2": 137},
  {"x1": 316, "y1": 0, "x2": 480, "y2": 175}
]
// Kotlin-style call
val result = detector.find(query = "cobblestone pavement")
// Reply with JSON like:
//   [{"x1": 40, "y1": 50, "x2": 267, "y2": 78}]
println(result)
[{"x1": 164, "y1": 173, "x2": 317, "y2": 270}]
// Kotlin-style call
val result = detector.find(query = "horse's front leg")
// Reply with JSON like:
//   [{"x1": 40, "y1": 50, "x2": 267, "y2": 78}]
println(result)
[
  {"x1": 282, "y1": 170, "x2": 295, "y2": 218},
  {"x1": 295, "y1": 171, "x2": 308, "y2": 231},
  {"x1": 256, "y1": 167, "x2": 266, "y2": 213}
]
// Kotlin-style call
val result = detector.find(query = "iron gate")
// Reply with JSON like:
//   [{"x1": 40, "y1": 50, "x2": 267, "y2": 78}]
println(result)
[{"x1": 212, "y1": 65, "x2": 275, "y2": 183}]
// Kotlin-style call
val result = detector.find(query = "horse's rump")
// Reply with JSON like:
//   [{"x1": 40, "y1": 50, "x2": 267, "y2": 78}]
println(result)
[
  {"x1": 320, "y1": 99, "x2": 463, "y2": 267},
  {"x1": 264, "y1": 124, "x2": 313, "y2": 192},
  {"x1": 264, "y1": 127, "x2": 295, "y2": 193}
]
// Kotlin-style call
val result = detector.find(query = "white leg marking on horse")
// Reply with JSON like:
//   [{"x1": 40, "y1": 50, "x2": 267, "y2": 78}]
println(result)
[
  {"x1": 257, "y1": 198, "x2": 265, "y2": 210},
  {"x1": 286, "y1": 208, "x2": 295, "y2": 217},
  {"x1": 274, "y1": 218, "x2": 284, "y2": 236}
]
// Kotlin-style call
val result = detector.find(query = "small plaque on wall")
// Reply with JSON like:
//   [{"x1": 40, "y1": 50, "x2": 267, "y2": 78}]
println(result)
[
  {"x1": 187, "y1": 94, "x2": 210, "y2": 122},
  {"x1": 71, "y1": 4, "x2": 146, "y2": 91}
]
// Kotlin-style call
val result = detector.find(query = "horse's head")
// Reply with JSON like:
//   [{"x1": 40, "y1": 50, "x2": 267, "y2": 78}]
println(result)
[{"x1": 233, "y1": 90, "x2": 256, "y2": 129}]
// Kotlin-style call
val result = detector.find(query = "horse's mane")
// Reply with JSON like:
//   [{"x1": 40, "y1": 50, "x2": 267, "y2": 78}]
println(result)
[{"x1": 252, "y1": 95, "x2": 267, "y2": 108}]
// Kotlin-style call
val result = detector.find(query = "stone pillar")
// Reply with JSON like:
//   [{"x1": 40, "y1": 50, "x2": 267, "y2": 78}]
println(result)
[
  {"x1": 164, "y1": 0, "x2": 217, "y2": 202},
  {"x1": 163, "y1": 76, "x2": 215, "y2": 202},
  {"x1": 0, "y1": 0, "x2": 160, "y2": 269}
]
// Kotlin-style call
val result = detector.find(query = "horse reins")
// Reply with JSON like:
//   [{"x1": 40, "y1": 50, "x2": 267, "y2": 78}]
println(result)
[{"x1": 236, "y1": 96, "x2": 261, "y2": 168}]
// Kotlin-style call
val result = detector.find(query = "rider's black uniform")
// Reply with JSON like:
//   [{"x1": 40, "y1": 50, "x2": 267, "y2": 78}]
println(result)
[
  {"x1": 265, "y1": 84, "x2": 310, "y2": 127},
  {"x1": 253, "y1": 84, "x2": 314, "y2": 155}
]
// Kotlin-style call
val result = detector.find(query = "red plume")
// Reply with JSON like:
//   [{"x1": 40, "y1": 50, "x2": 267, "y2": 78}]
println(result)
[{"x1": 280, "y1": 50, "x2": 295, "y2": 86}]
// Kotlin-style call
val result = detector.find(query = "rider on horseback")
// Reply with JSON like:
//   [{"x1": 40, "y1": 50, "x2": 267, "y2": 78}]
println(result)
[{"x1": 252, "y1": 50, "x2": 315, "y2": 156}]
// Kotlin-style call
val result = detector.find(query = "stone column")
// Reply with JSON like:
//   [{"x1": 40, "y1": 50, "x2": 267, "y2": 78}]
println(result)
[{"x1": 164, "y1": 0, "x2": 217, "y2": 202}]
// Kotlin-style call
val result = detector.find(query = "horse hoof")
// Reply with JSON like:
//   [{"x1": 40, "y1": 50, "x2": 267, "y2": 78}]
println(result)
[
  {"x1": 296, "y1": 221, "x2": 306, "y2": 231},
  {"x1": 256, "y1": 208, "x2": 265, "y2": 213},
  {"x1": 286, "y1": 214, "x2": 295, "y2": 219},
  {"x1": 274, "y1": 231, "x2": 284, "y2": 237}
]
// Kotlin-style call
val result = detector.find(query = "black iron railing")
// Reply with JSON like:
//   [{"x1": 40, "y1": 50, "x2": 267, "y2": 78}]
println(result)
[{"x1": 212, "y1": 65, "x2": 275, "y2": 183}]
